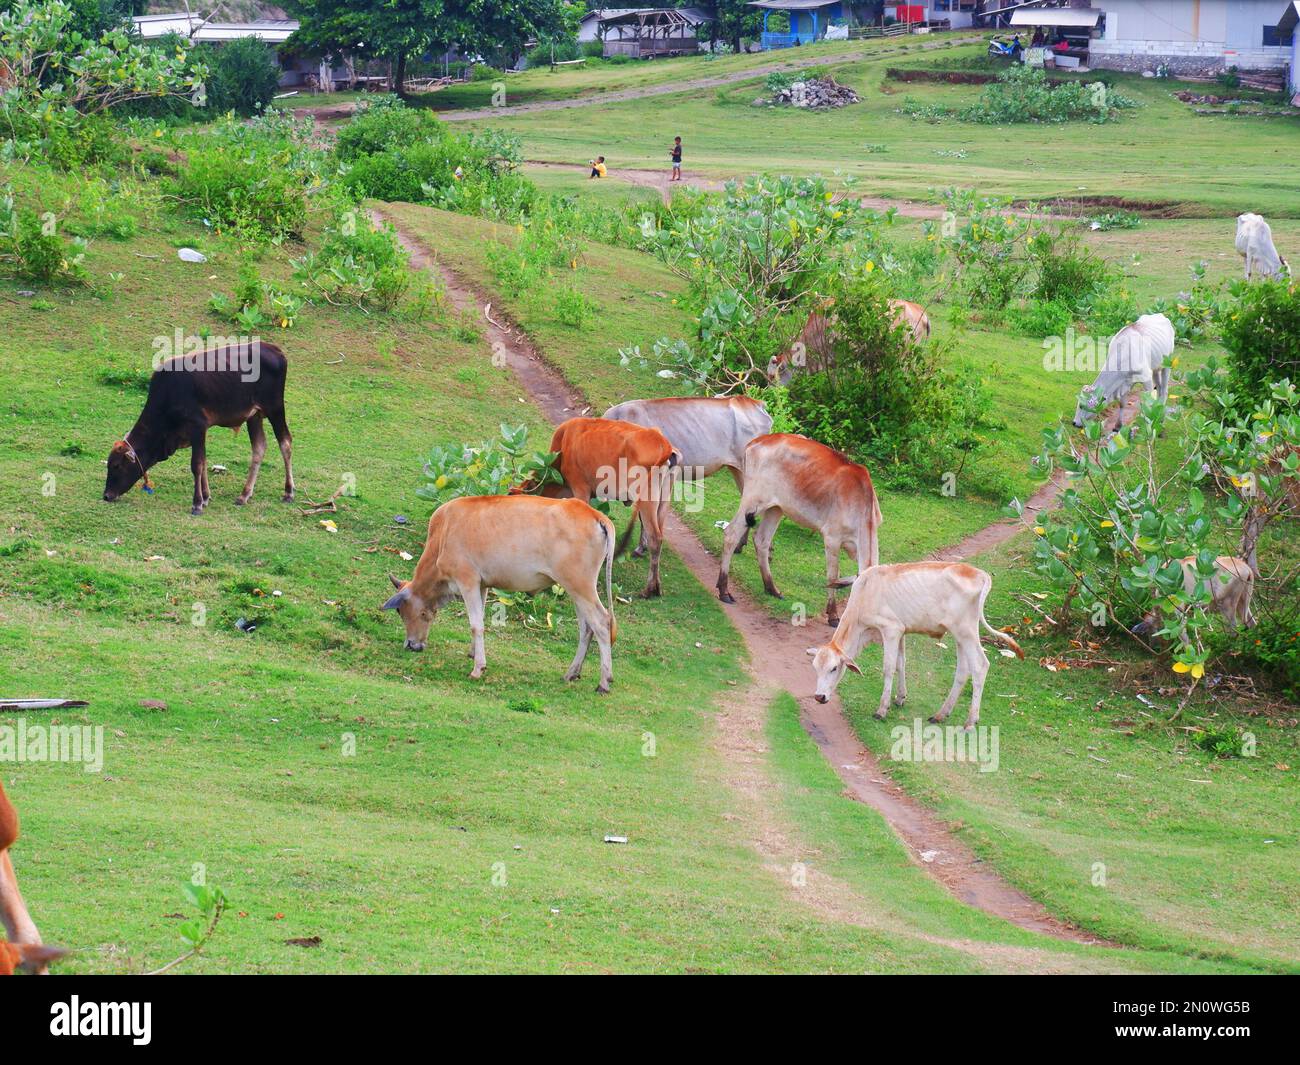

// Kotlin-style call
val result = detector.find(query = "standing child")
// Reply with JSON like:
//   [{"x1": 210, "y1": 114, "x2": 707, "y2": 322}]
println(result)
[
  {"x1": 669, "y1": 137, "x2": 682, "y2": 182},
  {"x1": 589, "y1": 156, "x2": 607, "y2": 179}
]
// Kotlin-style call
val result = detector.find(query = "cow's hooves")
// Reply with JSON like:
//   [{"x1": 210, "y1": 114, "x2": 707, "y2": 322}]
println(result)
[
  {"x1": 235, "y1": 497, "x2": 248, "y2": 506},
  {"x1": 631, "y1": 549, "x2": 646, "y2": 559},
  {"x1": 872, "y1": 710, "x2": 888, "y2": 721},
  {"x1": 281, "y1": 493, "x2": 294, "y2": 503},
  {"x1": 718, "y1": 593, "x2": 736, "y2": 605},
  {"x1": 927, "y1": 715, "x2": 944, "y2": 725},
  {"x1": 826, "y1": 617, "x2": 839, "y2": 628},
  {"x1": 766, "y1": 590, "x2": 784, "y2": 600},
  {"x1": 894, "y1": 697, "x2": 907, "y2": 707},
  {"x1": 564, "y1": 670, "x2": 580, "y2": 682},
  {"x1": 641, "y1": 588, "x2": 661, "y2": 599},
  {"x1": 190, "y1": 506, "x2": 204, "y2": 516},
  {"x1": 469, "y1": 670, "x2": 485, "y2": 680},
  {"x1": 595, "y1": 685, "x2": 610, "y2": 695}
]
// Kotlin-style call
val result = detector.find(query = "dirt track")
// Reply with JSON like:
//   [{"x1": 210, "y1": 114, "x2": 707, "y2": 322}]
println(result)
[{"x1": 376, "y1": 208, "x2": 1123, "y2": 956}]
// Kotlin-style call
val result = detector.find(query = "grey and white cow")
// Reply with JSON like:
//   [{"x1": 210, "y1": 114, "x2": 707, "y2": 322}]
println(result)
[
  {"x1": 1236, "y1": 213, "x2": 1290, "y2": 281},
  {"x1": 602, "y1": 395, "x2": 772, "y2": 554},
  {"x1": 1072, "y1": 313, "x2": 1175, "y2": 428}
]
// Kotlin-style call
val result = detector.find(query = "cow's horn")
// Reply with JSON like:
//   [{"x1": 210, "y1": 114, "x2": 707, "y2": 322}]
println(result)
[{"x1": 389, "y1": 574, "x2": 404, "y2": 590}]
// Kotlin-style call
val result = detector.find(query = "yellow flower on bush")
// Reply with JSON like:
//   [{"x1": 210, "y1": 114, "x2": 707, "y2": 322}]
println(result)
[{"x1": 1100, "y1": 519, "x2": 1115, "y2": 528}]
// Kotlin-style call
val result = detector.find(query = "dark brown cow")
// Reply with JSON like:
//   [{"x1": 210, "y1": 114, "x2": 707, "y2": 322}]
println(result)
[
  {"x1": 524, "y1": 417, "x2": 678, "y2": 598},
  {"x1": 103, "y1": 341, "x2": 293, "y2": 515}
]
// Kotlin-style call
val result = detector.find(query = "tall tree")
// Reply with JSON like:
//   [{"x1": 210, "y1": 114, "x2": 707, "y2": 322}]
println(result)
[{"x1": 288, "y1": 0, "x2": 573, "y2": 91}]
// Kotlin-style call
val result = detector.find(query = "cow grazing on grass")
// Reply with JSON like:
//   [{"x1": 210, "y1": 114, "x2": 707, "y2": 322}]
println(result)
[
  {"x1": 715, "y1": 433, "x2": 881, "y2": 625},
  {"x1": 808, "y1": 562, "x2": 1023, "y2": 731},
  {"x1": 602, "y1": 395, "x2": 773, "y2": 555},
  {"x1": 1135, "y1": 555, "x2": 1256, "y2": 639},
  {"x1": 103, "y1": 341, "x2": 294, "y2": 515},
  {"x1": 1072, "y1": 313, "x2": 1175, "y2": 428},
  {"x1": 1235, "y1": 213, "x2": 1290, "y2": 280},
  {"x1": 383, "y1": 495, "x2": 618, "y2": 692},
  {"x1": 523, "y1": 417, "x2": 679, "y2": 598},
  {"x1": 765, "y1": 300, "x2": 930, "y2": 386},
  {"x1": 0, "y1": 782, "x2": 64, "y2": 976}
]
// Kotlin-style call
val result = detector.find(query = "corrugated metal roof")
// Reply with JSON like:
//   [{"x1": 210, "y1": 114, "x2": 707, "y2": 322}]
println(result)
[
  {"x1": 1009, "y1": 7, "x2": 1102, "y2": 29},
  {"x1": 133, "y1": 14, "x2": 299, "y2": 43},
  {"x1": 748, "y1": 0, "x2": 842, "y2": 10}
]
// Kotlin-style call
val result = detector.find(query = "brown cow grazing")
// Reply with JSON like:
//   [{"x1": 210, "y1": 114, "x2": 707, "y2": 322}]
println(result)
[
  {"x1": 383, "y1": 495, "x2": 618, "y2": 692},
  {"x1": 1135, "y1": 555, "x2": 1256, "y2": 639},
  {"x1": 0, "y1": 782, "x2": 64, "y2": 975},
  {"x1": 103, "y1": 341, "x2": 294, "y2": 515},
  {"x1": 716, "y1": 433, "x2": 881, "y2": 625},
  {"x1": 524, "y1": 417, "x2": 679, "y2": 598},
  {"x1": 809, "y1": 562, "x2": 1023, "y2": 731},
  {"x1": 766, "y1": 300, "x2": 930, "y2": 386}
]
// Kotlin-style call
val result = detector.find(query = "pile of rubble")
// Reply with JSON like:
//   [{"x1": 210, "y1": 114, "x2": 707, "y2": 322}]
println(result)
[{"x1": 755, "y1": 75, "x2": 861, "y2": 110}]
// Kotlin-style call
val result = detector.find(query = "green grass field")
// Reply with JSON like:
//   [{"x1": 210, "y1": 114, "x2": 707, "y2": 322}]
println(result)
[{"x1": 2, "y1": 35, "x2": 1298, "y2": 974}]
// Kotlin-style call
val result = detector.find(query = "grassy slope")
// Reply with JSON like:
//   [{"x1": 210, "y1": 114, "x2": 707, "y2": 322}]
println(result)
[
  {"x1": 0, "y1": 171, "x2": 1013, "y2": 974},
  {"x1": 388, "y1": 204, "x2": 1298, "y2": 971},
  {"x1": 455, "y1": 42, "x2": 1300, "y2": 218}
]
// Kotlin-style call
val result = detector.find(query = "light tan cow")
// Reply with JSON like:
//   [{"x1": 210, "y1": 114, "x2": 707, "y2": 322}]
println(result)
[
  {"x1": 765, "y1": 300, "x2": 930, "y2": 386},
  {"x1": 383, "y1": 495, "x2": 618, "y2": 692},
  {"x1": 715, "y1": 433, "x2": 881, "y2": 625},
  {"x1": 1137, "y1": 555, "x2": 1256, "y2": 637},
  {"x1": 0, "y1": 781, "x2": 62, "y2": 975},
  {"x1": 808, "y1": 562, "x2": 1023, "y2": 731}
]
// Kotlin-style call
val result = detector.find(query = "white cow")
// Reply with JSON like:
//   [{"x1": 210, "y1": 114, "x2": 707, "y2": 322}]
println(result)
[
  {"x1": 1236, "y1": 213, "x2": 1290, "y2": 280},
  {"x1": 602, "y1": 395, "x2": 772, "y2": 554},
  {"x1": 1136, "y1": 555, "x2": 1256, "y2": 638},
  {"x1": 1072, "y1": 312, "x2": 1176, "y2": 428},
  {"x1": 808, "y1": 562, "x2": 1022, "y2": 731}
]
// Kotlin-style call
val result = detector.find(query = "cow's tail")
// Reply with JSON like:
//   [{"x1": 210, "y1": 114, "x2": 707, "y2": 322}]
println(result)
[
  {"x1": 614, "y1": 511, "x2": 638, "y2": 559},
  {"x1": 601, "y1": 517, "x2": 617, "y2": 644},
  {"x1": 979, "y1": 585, "x2": 1023, "y2": 660}
]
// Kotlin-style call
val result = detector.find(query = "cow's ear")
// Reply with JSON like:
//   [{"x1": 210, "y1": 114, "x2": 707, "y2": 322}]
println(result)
[
  {"x1": 844, "y1": 659, "x2": 862, "y2": 675},
  {"x1": 389, "y1": 574, "x2": 404, "y2": 590},
  {"x1": 382, "y1": 586, "x2": 411, "y2": 611}
]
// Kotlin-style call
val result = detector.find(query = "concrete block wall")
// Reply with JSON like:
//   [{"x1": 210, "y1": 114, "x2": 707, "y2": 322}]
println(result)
[{"x1": 1090, "y1": 38, "x2": 1288, "y2": 73}]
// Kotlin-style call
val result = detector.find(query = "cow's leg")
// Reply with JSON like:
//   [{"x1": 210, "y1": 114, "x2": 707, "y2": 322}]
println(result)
[
  {"x1": 823, "y1": 536, "x2": 843, "y2": 624},
  {"x1": 1156, "y1": 366, "x2": 1171, "y2": 404},
  {"x1": 930, "y1": 646, "x2": 971, "y2": 724},
  {"x1": 753, "y1": 508, "x2": 784, "y2": 599},
  {"x1": 237, "y1": 416, "x2": 268, "y2": 505},
  {"x1": 894, "y1": 637, "x2": 908, "y2": 706},
  {"x1": 636, "y1": 498, "x2": 664, "y2": 598},
  {"x1": 963, "y1": 641, "x2": 991, "y2": 732},
  {"x1": 716, "y1": 498, "x2": 756, "y2": 604},
  {"x1": 268, "y1": 409, "x2": 294, "y2": 503},
  {"x1": 565, "y1": 616, "x2": 593, "y2": 682},
  {"x1": 189, "y1": 427, "x2": 208, "y2": 515},
  {"x1": 0, "y1": 851, "x2": 44, "y2": 974},
  {"x1": 727, "y1": 466, "x2": 750, "y2": 553},
  {"x1": 872, "y1": 632, "x2": 902, "y2": 721},
  {"x1": 463, "y1": 583, "x2": 488, "y2": 679}
]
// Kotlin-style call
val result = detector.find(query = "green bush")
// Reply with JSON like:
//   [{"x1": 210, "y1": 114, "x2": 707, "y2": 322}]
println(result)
[
  {"x1": 1007, "y1": 298, "x2": 1072, "y2": 338},
  {"x1": 0, "y1": 191, "x2": 88, "y2": 285},
  {"x1": 1029, "y1": 229, "x2": 1111, "y2": 309},
  {"x1": 173, "y1": 146, "x2": 307, "y2": 242},
  {"x1": 334, "y1": 96, "x2": 444, "y2": 162},
  {"x1": 201, "y1": 37, "x2": 283, "y2": 118},
  {"x1": 1220, "y1": 279, "x2": 1300, "y2": 406},
  {"x1": 961, "y1": 66, "x2": 1138, "y2": 124},
  {"x1": 1225, "y1": 608, "x2": 1300, "y2": 699}
]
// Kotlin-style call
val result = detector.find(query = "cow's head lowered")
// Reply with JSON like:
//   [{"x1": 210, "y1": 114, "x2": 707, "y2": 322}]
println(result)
[
  {"x1": 381, "y1": 575, "x2": 452, "y2": 652},
  {"x1": 103, "y1": 440, "x2": 147, "y2": 501},
  {"x1": 806, "y1": 642, "x2": 861, "y2": 704}
]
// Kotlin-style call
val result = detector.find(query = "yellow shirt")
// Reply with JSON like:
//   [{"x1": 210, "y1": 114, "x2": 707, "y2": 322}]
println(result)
[{"x1": 593, "y1": 162, "x2": 607, "y2": 177}]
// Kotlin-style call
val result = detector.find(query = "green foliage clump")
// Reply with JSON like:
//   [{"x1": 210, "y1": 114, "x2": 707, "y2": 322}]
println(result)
[
  {"x1": 292, "y1": 212, "x2": 431, "y2": 313},
  {"x1": 0, "y1": 188, "x2": 87, "y2": 284},
  {"x1": 962, "y1": 66, "x2": 1138, "y2": 124},
  {"x1": 1219, "y1": 279, "x2": 1300, "y2": 407},
  {"x1": 199, "y1": 36, "x2": 283, "y2": 118},
  {"x1": 417, "y1": 424, "x2": 561, "y2": 506}
]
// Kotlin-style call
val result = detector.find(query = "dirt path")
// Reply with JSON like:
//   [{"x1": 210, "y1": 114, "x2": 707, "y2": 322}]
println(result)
[
  {"x1": 377, "y1": 208, "x2": 1114, "y2": 953},
  {"x1": 434, "y1": 36, "x2": 983, "y2": 123}
]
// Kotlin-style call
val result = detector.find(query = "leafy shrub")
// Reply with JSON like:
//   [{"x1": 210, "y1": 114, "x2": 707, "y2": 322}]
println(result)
[
  {"x1": 292, "y1": 212, "x2": 414, "y2": 311},
  {"x1": 200, "y1": 36, "x2": 282, "y2": 118},
  {"x1": 1219, "y1": 279, "x2": 1300, "y2": 407},
  {"x1": 416, "y1": 424, "x2": 561, "y2": 506},
  {"x1": 470, "y1": 64, "x2": 503, "y2": 81},
  {"x1": 554, "y1": 286, "x2": 596, "y2": 327},
  {"x1": 334, "y1": 96, "x2": 442, "y2": 162},
  {"x1": 0, "y1": 190, "x2": 88, "y2": 284},
  {"x1": 1087, "y1": 210, "x2": 1140, "y2": 231},
  {"x1": 961, "y1": 66, "x2": 1137, "y2": 124},
  {"x1": 1227, "y1": 608, "x2": 1300, "y2": 699},
  {"x1": 580, "y1": 40, "x2": 605, "y2": 59},
  {"x1": 1007, "y1": 298, "x2": 1072, "y2": 338},
  {"x1": 174, "y1": 147, "x2": 307, "y2": 242},
  {"x1": 925, "y1": 189, "x2": 1032, "y2": 312},
  {"x1": 1149, "y1": 261, "x2": 1223, "y2": 343},
  {"x1": 1029, "y1": 229, "x2": 1112, "y2": 309}
]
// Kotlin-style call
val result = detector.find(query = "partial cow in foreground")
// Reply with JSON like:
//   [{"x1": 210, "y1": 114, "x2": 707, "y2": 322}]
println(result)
[
  {"x1": 1235, "y1": 213, "x2": 1290, "y2": 280},
  {"x1": 716, "y1": 433, "x2": 881, "y2": 625},
  {"x1": 0, "y1": 782, "x2": 64, "y2": 975},
  {"x1": 765, "y1": 300, "x2": 930, "y2": 386},
  {"x1": 1135, "y1": 555, "x2": 1256, "y2": 639},
  {"x1": 602, "y1": 395, "x2": 772, "y2": 555},
  {"x1": 383, "y1": 495, "x2": 618, "y2": 692},
  {"x1": 1072, "y1": 313, "x2": 1175, "y2": 428},
  {"x1": 103, "y1": 341, "x2": 294, "y2": 515},
  {"x1": 809, "y1": 562, "x2": 1023, "y2": 731},
  {"x1": 522, "y1": 417, "x2": 679, "y2": 598}
]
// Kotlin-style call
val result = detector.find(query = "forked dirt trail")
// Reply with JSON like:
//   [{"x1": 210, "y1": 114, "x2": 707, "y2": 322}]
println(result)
[{"x1": 377, "y1": 209, "x2": 1114, "y2": 957}]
